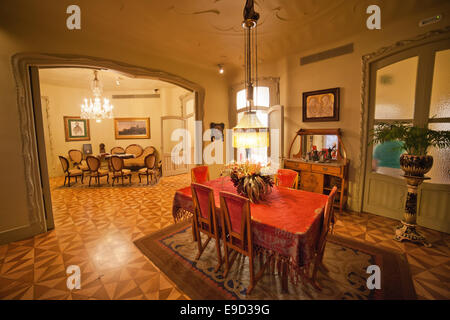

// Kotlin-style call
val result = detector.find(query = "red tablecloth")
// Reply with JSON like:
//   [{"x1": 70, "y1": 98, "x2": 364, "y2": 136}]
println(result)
[{"x1": 172, "y1": 177, "x2": 329, "y2": 278}]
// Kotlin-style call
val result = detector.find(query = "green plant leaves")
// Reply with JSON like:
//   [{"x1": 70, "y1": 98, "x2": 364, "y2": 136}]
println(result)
[{"x1": 370, "y1": 122, "x2": 450, "y2": 156}]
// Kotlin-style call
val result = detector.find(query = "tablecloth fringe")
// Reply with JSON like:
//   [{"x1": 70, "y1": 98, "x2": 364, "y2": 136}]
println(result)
[
  {"x1": 174, "y1": 208, "x2": 192, "y2": 222},
  {"x1": 254, "y1": 245, "x2": 311, "y2": 286}
]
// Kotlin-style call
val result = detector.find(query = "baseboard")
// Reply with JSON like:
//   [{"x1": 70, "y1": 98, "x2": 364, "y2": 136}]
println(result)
[{"x1": 0, "y1": 222, "x2": 45, "y2": 245}]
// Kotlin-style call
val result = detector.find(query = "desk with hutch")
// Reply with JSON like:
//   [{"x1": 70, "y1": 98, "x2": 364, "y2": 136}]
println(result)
[{"x1": 284, "y1": 128, "x2": 349, "y2": 212}]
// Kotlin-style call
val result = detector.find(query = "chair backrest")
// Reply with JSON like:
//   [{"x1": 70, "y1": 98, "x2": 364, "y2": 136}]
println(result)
[
  {"x1": 316, "y1": 186, "x2": 338, "y2": 255},
  {"x1": 142, "y1": 146, "x2": 155, "y2": 158},
  {"x1": 191, "y1": 166, "x2": 210, "y2": 184},
  {"x1": 219, "y1": 191, "x2": 252, "y2": 251},
  {"x1": 110, "y1": 156, "x2": 124, "y2": 172},
  {"x1": 86, "y1": 156, "x2": 101, "y2": 172},
  {"x1": 59, "y1": 156, "x2": 69, "y2": 173},
  {"x1": 191, "y1": 183, "x2": 217, "y2": 235},
  {"x1": 125, "y1": 144, "x2": 143, "y2": 158},
  {"x1": 276, "y1": 168, "x2": 298, "y2": 189},
  {"x1": 144, "y1": 154, "x2": 156, "y2": 169},
  {"x1": 68, "y1": 149, "x2": 83, "y2": 164},
  {"x1": 111, "y1": 146, "x2": 125, "y2": 154}
]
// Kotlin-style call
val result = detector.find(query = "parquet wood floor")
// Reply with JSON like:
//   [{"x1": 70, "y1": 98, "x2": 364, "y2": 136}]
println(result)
[{"x1": 0, "y1": 174, "x2": 448, "y2": 299}]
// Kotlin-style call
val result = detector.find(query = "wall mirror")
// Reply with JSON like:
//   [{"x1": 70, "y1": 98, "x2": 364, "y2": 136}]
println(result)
[{"x1": 288, "y1": 129, "x2": 347, "y2": 162}]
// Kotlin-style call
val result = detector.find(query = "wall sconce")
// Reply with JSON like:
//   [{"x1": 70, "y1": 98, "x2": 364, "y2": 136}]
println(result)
[{"x1": 218, "y1": 64, "x2": 224, "y2": 74}]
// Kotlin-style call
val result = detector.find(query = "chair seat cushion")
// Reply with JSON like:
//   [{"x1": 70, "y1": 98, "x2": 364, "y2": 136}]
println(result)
[
  {"x1": 68, "y1": 169, "x2": 82, "y2": 175},
  {"x1": 138, "y1": 168, "x2": 148, "y2": 173},
  {"x1": 90, "y1": 169, "x2": 109, "y2": 176},
  {"x1": 111, "y1": 169, "x2": 131, "y2": 176}
]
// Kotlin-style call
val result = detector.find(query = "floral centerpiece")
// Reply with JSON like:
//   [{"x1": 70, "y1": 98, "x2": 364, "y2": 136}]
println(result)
[{"x1": 221, "y1": 161, "x2": 274, "y2": 203}]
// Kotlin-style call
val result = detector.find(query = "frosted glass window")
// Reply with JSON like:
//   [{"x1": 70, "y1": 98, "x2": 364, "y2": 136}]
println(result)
[
  {"x1": 372, "y1": 125, "x2": 405, "y2": 177},
  {"x1": 185, "y1": 99, "x2": 194, "y2": 115},
  {"x1": 429, "y1": 49, "x2": 450, "y2": 119},
  {"x1": 237, "y1": 110, "x2": 268, "y2": 126},
  {"x1": 427, "y1": 123, "x2": 450, "y2": 185},
  {"x1": 374, "y1": 57, "x2": 418, "y2": 120},
  {"x1": 236, "y1": 86, "x2": 270, "y2": 110},
  {"x1": 237, "y1": 89, "x2": 246, "y2": 110}
]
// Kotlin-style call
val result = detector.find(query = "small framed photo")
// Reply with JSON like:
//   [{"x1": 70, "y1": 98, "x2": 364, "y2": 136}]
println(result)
[
  {"x1": 302, "y1": 88, "x2": 340, "y2": 122},
  {"x1": 82, "y1": 144, "x2": 93, "y2": 155},
  {"x1": 210, "y1": 122, "x2": 225, "y2": 141},
  {"x1": 114, "y1": 118, "x2": 150, "y2": 139},
  {"x1": 64, "y1": 116, "x2": 90, "y2": 141}
]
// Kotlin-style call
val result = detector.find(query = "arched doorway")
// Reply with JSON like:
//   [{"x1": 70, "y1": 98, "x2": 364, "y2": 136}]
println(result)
[{"x1": 11, "y1": 53, "x2": 205, "y2": 240}]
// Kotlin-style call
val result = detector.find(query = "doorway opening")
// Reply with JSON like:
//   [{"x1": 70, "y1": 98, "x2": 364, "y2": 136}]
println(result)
[{"x1": 11, "y1": 53, "x2": 205, "y2": 241}]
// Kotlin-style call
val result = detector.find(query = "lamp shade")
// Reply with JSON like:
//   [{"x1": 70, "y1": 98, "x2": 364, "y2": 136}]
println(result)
[{"x1": 232, "y1": 111, "x2": 269, "y2": 148}]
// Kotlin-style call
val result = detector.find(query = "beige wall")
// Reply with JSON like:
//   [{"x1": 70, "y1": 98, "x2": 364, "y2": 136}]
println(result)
[
  {"x1": 39, "y1": 81, "x2": 189, "y2": 177},
  {"x1": 0, "y1": 18, "x2": 228, "y2": 242}
]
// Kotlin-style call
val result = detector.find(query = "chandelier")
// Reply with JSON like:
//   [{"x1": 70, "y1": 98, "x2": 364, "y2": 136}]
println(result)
[
  {"x1": 232, "y1": 0, "x2": 269, "y2": 150},
  {"x1": 80, "y1": 70, "x2": 114, "y2": 123}
]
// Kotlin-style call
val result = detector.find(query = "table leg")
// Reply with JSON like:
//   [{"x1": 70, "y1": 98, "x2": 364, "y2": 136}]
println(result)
[{"x1": 281, "y1": 261, "x2": 288, "y2": 293}]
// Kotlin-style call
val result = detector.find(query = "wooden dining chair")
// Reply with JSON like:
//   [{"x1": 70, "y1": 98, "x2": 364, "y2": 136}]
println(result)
[
  {"x1": 138, "y1": 154, "x2": 156, "y2": 185},
  {"x1": 274, "y1": 168, "x2": 299, "y2": 189},
  {"x1": 311, "y1": 186, "x2": 337, "y2": 290},
  {"x1": 191, "y1": 165, "x2": 210, "y2": 184},
  {"x1": 59, "y1": 156, "x2": 83, "y2": 187},
  {"x1": 68, "y1": 149, "x2": 89, "y2": 177},
  {"x1": 110, "y1": 146, "x2": 125, "y2": 154},
  {"x1": 191, "y1": 183, "x2": 222, "y2": 272},
  {"x1": 86, "y1": 156, "x2": 109, "y2": 187},
  {"x1": 109, "y1": 156, "x2": 132, "y2": 186},
  {"x1": 219, "y1": 191, "x2": 266, "y2": 295}
]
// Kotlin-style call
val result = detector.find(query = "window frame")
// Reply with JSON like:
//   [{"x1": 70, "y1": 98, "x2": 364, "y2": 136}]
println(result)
[{"x1": 229, "y1": 77, "x2": 280, "y2": 163}]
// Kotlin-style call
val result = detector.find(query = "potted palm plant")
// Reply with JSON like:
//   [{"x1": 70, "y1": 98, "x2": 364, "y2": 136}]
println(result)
[
  {"x1": 371, "y1": 122, "x2": 449, "y2": 247},
  {"x1": 371, "y1": 123, "x2": 450, "y2": 177}
]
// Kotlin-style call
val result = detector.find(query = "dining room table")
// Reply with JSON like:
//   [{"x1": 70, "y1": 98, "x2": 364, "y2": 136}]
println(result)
[{"x1": 172, "y1": 176, "x2": 329, "y2": 291}]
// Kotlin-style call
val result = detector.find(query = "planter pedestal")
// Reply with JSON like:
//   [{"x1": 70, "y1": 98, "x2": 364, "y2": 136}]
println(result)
[{"x1": 394, "y1": 175, "x2": 431, "y2": 247}]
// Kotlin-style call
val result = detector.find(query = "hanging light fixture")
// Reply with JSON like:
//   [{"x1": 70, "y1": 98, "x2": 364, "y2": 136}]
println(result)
[
  {"x1": 232, "y1": 0, "x2": 269, "y2": 150},
  {"x1": 80, "y1": 70, "x2": 114, "y2": 123}
]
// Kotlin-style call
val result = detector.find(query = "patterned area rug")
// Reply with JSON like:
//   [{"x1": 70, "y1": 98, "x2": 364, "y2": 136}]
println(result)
[{"x1": 135, "y1": 221, "x2": 416, "y2": 300}]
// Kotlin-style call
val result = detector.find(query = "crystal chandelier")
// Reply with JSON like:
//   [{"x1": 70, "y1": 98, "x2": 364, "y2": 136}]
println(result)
[
  {"x1": 232, "y1": 0, "x2": 269, "y2": 150},
  {"x1": 80, "y1": 70, "x2": 113, "y2": 123}
]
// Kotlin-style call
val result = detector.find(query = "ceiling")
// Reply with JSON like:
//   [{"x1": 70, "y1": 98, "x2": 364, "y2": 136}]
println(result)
[
  {"x1": 1, "y1": 0, "x2": 448, "y2": 75},
  {"x1": 39, "y1": 68, "x2": 178, "y2": 91}
]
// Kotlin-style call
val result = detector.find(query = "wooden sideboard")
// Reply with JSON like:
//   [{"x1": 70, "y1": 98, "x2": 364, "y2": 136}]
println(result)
[{"x1": 285, "y1": 128, "x2": 349, "y2": 212}]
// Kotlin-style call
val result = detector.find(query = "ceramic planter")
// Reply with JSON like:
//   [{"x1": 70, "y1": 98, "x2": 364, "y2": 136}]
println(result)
[{"x1": 400, "y1": 154, "x2": 433, "y2": 177}]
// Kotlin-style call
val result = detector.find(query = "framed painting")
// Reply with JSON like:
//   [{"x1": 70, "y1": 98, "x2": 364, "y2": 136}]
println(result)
[
  {"x1": 64, "y1": 116, "x2": 90, "y2": 141},
  {"x1": 114, "y1": 117, "x2": 150, "y2": 139},
  {"x1": 210, "y1": 122, "x2": 225, "y2": 141},
  {"x1": 82, "y1": 144, "x2": 93, "y2": 155},
  {"x1": 302, "y1": 88, "x2": 340, "y2": 122}
]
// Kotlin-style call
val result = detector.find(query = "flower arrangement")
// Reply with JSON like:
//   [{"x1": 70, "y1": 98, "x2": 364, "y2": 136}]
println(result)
[{"x1": 221, "y1": 161, "x2": 274, "y2": 203}]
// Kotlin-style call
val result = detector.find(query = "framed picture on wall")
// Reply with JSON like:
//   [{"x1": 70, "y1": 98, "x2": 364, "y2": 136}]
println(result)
[
  {"x1": 82, "y1": 144, "x2": 93, "y2": 155},
  {"x1": 64, "y1": 116, "x2": 90, "y2": 141},
  {"x1": 302, "y1": 87, "x2": 340, "y2": 122},
  {"x1": 114, "y1": 117, "x2": 150, "y2": 139},
  {"x1": 210, "y1": 122, "x2": 225, "y2": 141}
]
